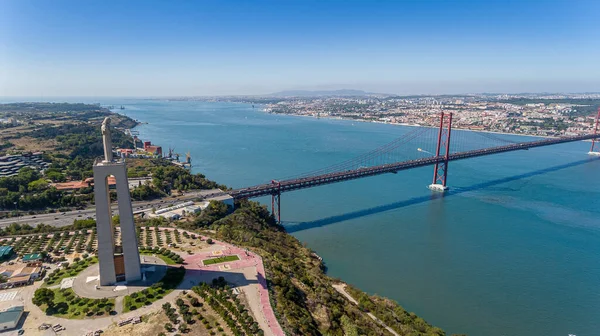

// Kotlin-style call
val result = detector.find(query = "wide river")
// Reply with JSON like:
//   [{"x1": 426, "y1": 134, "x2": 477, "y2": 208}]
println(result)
[{"x1": 8, "y1": 99, "x2": 600, "y2": 335}]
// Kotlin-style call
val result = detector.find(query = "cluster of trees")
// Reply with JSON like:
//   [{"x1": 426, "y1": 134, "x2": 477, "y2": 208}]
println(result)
[
  {"x1": 193, "y1": 281, "x2": 262, "y2": 336},
  {"x1": 176, "y1": 201, "x2": 229, "y2": 231},
  {"x1": 32, "y1": 287, "x2": 55, "y2": 307},
  {"x1": 346, "y1": 285, "x2": 445, "y2": 335},
  {"x1": 152, "y1": 165, "x2": 225, "y2": 193},
  {"x1": 0, "y1": 218, "x2": 95, "y2": 237},
  {"x1": 130, "y1": 164, "x2": 225, "y2": 201},
  {"x1": 0, "y1": 167, "x2": 89, "y2": 211},
  {"x1": 130, "y1": 183, "x2": 162, "y2": 201},
  {"x1": 0, "y1": 223, "x2": 58, "y2": 237},
  {"x1": 124, "y1": 266, "x2": 186, "y2": 312},
  {"x1": 174, "y1": 298, "x2": 192, "y2": 333},
  {"x1": 33, "y1": 287, "x2": 113, "y2": 316},
  {"x1": 162, "y1": 302, "x2": 182, "y2": 331},
  {"x1": 139, "y1": 246, "x2": 185, "y2": 264},
  {"x1": 125, "y1": 284, "x2": 167, "y2": 311},
  {"x1": 44, "y1": 256, "x2": 97, "y2": 286}
]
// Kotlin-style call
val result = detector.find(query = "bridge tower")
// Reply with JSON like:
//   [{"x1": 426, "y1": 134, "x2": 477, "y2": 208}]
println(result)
[
  {"x1": 589, "y1": 107, "x2": 600, "y2": 156},
  {"x1": 429, "y1": 112, "x2": 453, "y2": 192},
  {"x1": 271, "y1": 180, "x2": 281, "y2": 223}
]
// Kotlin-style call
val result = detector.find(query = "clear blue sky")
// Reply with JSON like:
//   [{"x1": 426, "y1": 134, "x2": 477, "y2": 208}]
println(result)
[{"x1": 1, "y1": 0, "x2": 599, "y2": 96}]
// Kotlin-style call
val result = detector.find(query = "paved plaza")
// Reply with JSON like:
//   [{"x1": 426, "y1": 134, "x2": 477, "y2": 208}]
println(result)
[
  {"x1": 184, "y1": 240, "x2": 284, "y2": 335},
  {"x1": 72, "y1": 255, "x2": 167, "y2": 299},
  {"x1": 12, "y1": 230, "x2": 284, "y2": 336}
]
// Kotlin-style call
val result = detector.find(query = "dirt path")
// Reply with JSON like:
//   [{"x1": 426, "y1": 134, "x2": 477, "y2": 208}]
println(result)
[
  {"x1": 114, "y1": 297, "x2": 124, "y2": 314},
  {"x1": 332, "y1": 283, "x2": 400, "y2": 336}
]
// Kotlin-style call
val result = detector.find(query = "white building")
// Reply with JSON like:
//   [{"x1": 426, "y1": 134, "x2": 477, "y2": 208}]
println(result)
[{"x1": 150, "y1": 202, "x2": 202, "y2": 220}]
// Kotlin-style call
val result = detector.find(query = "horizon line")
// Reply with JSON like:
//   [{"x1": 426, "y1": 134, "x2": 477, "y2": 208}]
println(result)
[{"x1": 2, "y1": 91, "x2": 600, "y2": 99}]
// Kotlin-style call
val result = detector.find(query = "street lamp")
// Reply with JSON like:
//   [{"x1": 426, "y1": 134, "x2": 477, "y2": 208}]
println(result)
[{"x1": 13, "y1": 201, "x2": 18, "y2": 222}]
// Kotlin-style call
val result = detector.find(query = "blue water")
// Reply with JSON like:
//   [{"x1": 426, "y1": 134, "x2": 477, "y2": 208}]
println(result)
[{"x1": 5, "y1": 99, "x2": 600, "y2": 335}]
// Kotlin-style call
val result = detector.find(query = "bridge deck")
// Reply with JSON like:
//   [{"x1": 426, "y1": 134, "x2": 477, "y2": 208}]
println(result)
[{"x1": 229, "y1": 133, "x2": 599, "y2": 199}]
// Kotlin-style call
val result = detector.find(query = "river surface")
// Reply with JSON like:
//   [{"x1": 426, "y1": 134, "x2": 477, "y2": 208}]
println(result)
[{"x1": 5, "y1": 99, "x2": 600, "y2": 335}]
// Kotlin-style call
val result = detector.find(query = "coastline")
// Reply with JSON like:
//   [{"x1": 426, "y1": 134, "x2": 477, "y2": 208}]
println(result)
[
  {"x1": 108, "y1": 107, "x2": 142, "y2": 129},
  {"x1": 266, "y1": 111, "x2": 550, "y2": 139}
]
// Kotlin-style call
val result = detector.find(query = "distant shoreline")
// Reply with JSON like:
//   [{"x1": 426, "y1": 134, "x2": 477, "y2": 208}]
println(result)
[{"x1": 265, "y1": 110, "x2": 549, "y2": 139}]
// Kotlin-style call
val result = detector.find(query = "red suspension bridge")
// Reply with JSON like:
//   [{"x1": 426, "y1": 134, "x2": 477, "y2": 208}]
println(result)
[{"x1": 229, "y1": 109, "x2": 600, "y2": 222}]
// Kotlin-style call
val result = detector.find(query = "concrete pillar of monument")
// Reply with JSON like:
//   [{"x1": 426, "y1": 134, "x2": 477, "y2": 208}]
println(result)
[
  {"x1": 93, "y1": 170, "x2": 117, "y2": 286},
  {"x1": 114, "y1": 167, "x2": 142, "y2": 282}
]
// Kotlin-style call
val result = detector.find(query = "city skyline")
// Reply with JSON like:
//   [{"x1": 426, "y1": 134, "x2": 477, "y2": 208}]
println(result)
[{"x1": 2, "y1": 0, "x2": 600, "y2": 96}]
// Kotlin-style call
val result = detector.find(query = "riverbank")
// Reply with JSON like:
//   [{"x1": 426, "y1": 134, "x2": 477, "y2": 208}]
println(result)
[{"x1": 266, "y1": 110, "x2": 552, "y2": 138}]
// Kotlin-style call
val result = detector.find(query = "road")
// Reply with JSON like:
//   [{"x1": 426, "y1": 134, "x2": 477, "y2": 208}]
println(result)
[{"x1": 0, "y1": 189, "x2": 225, "y2": 229}]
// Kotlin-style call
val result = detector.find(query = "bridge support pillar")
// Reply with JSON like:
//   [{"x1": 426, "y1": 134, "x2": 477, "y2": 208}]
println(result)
[
  {"x1": 429, "y1": 112, "x2": 453, "y2": 192},
  {"x1": 588, "y1": 107, "x2": 600, "y2": 156},
  {"x1": 271, "y1": 180, "x2": 281, "y2": 224}
]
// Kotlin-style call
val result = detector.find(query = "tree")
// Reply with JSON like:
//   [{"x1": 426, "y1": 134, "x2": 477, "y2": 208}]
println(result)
[
  {"x1": 190, "y1": 297, "x2": 199, "y2": 307},
  {"x1": 179, "y1": 323, "x2": 188, "y2": 333},
  {"x1": 33, "y1": 288, "x2": 55, "y2": 307},
  {"x1": 28, "y1": 178, "x2": 48, "y2": 191},
  {"x1": 45, "y1": 169, "x2": 66, "y2": 183}
]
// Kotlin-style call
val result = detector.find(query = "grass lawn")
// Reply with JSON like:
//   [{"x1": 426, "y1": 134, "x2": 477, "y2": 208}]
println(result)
[
  {"x1": 202, "y1": 255, "x2": 239, "y2": 265},
  {"x1": 38, "y1": 288, "x2": 115, "y2": 319},
  {"x1": 122, "y1": 285, "x2": 167, "y2": 313},
  {"x1": 140, "y1": 251, "x2": 176, "y2": 265},
  {"x1": 122, "y1": 266, "x2": 186, "y2": 313},
  {"x1": 44, "y1": 256, "x2": 98, "y2": 286}
]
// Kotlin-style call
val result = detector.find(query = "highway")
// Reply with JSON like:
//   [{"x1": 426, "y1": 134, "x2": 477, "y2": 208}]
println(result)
[{"x1": 0, "y1": 189, "x2": 225, "y2": 229}]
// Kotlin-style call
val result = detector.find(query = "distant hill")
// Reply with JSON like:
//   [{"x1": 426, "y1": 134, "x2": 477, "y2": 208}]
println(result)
[{"x1": 268, "y1": 89, "x2": 388, "y2": 97}]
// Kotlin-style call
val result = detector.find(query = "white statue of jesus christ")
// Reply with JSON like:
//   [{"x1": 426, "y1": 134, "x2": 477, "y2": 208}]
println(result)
[{"x1": 101, "y1": 117, "x2": 113, "y2": 162}]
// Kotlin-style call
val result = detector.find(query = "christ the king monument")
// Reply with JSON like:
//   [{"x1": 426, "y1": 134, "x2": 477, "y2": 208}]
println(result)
[{"x1": 93, "y1": 117, "x2": 141, "y2": 285}]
